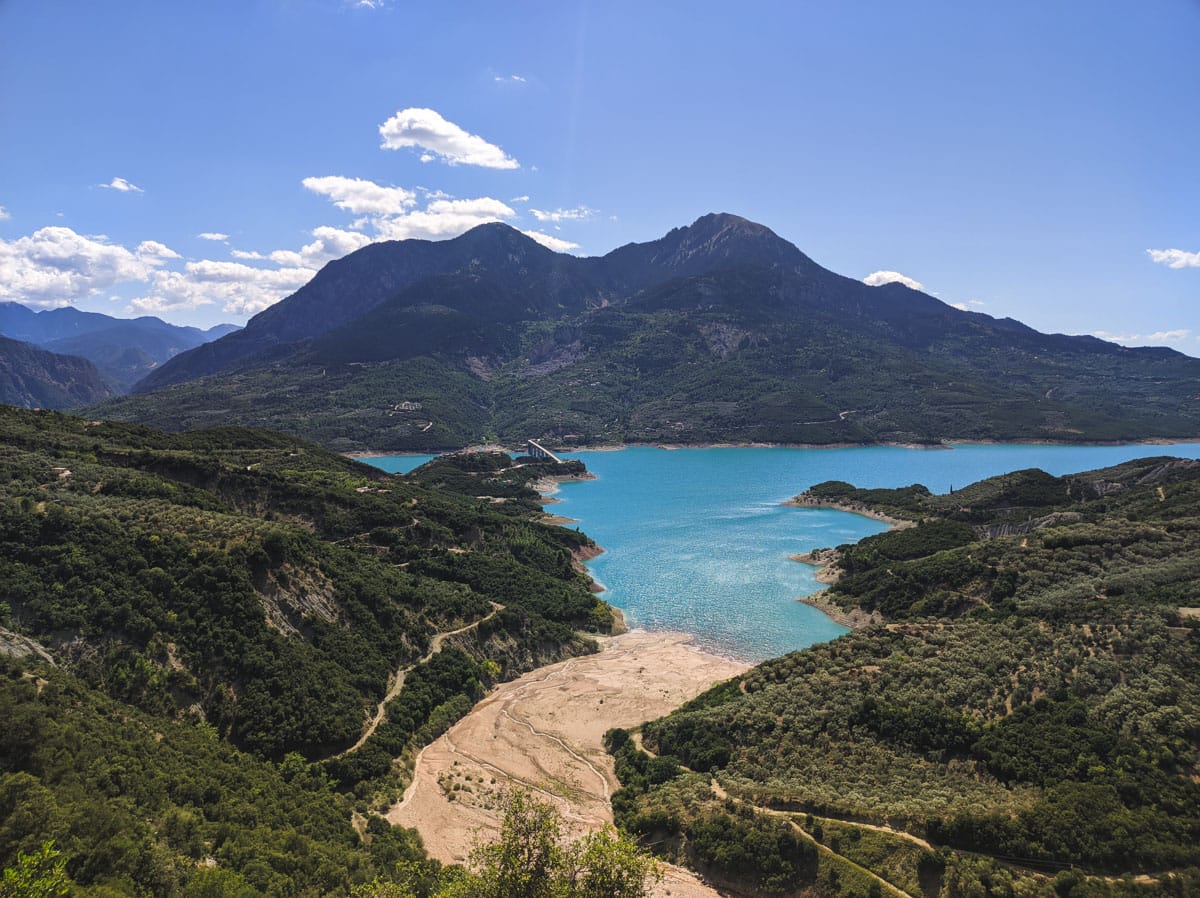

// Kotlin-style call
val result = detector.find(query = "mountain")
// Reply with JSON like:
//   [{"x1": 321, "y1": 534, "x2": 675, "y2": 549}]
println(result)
[
  {"x1": 0, "y1": 335, "x2": 113, "y2": 407},
  {"x1": 0, "y1": 302, "x2": 240, "y2": 391},
  {"x1": 93, "y1": 214, "x2": 1200, "y2": 450},
  {"x1": 609, "y1": 457, "x2": 1200, "y2": 895},
  {"x1": 0, "y1": 405, "x2": 609, "y2": 895}
]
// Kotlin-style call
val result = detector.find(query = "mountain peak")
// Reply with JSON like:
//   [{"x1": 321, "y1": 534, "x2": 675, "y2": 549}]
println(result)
[{"x1": 621, "y1": 211, "x2": 815, "y2": 278}]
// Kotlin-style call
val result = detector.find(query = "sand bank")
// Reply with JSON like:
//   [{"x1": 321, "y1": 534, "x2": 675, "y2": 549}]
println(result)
[
  {"x1": 386, "y1": 630, "x2": 748, "y2": 898},
  {"x1": 781, "y1": 494, "x2": 915, "y2": 529}
]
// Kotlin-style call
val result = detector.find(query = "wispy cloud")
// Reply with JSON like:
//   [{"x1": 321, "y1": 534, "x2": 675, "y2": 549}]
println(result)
[
  {"x1": 302, "y1": 175, "x2": 416, "y2": 215},
  {"x1": 371, "y1": 197, "x2": 516, "y2": 241},
  {"x1": 379, "y1": 107, "x2": 519, "y2": 169},
  {"x1": 1093, "y1": 328, "x2": 1191, "y2": 346},
  {"x1": 0, "y1": 206, "x2": 10, "y2": 221},
  {"x1": 522, "y1": 230, "x2": 580, "y2": 253},
  {"x1": 99, "y1": 177, "x2": 143, "y2": 193},
  {"x1": 530, "y1": 206, "x2": 595, "y2": 223},
  {"x1": 1146, "y1": 248, "x2": 1200, "y2": 269},
  {"x1": 197, "y1": 232, "x2": 229, "y2": 241},
  {"x1": 950, "y1": 299, "x2": 986, "y2": 312},
  {"x1": 130, "y1": 261, "x2": 316, "y2": 317},
  {"x1": 494, "y1": 74, "x2": 527, "y2": 84},
  {"x1": 266, "y1": 226, "x2": 372, "y2": 268},
  {"x1": 864, "y1": 270, "x2": 924, "y2": 291}
]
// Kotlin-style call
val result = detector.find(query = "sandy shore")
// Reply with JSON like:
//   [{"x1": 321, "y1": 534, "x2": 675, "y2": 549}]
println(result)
[
  {"x1": 781, "y1": 494, "x2": 916, "y2": 529},
  {"x1": 386, "y1": 630, "x2": 748, "y2": 898}
]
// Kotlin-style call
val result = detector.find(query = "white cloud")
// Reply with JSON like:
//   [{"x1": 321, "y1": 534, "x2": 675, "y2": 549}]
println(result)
[
  {"x1": 510, "y1": 195, "x2": 530, "y2": 204},
  {"x1": 951, "y1": 302, "x2": 968, "y2": 311},
  {"x1": 231, "y1": 249, "x2": 266, "y2": 260},
  {"x1": 494, "y1": 74, "x2": 527, "y2": 84},
  {"x1": 378, "y1": 107, "x2": 519, "y2": 169},
  {"x1": 864, "y1": 270, "x2": 924, "y2": 291},
  {"x1": 530, "y1": 206, "x2": 595, "y2": 223},
  {"x1": 950, "y1": 299, "x2": 986, "y2": 312},
  {"x1": 0, "y1": 226, "x2": 175, "y2": 307},
  {"x1": 1093, "y1": 328, "x2": 1191, "y2": 346},
  {"x1": 1147, "y1": 248, "x2": 1200, "y2": 269},
  {"x1": 522, "y1": 230, "x2": 580, "y2": 253},
  {"x1": 99, "y1": 177, "x2": 143, "y2": 193},
  {"x1": 302, "y1": 175, "x2": 416, "y2": 215},
  {"x1": 268, "y1": 225, "x2": 372, "y2": 268},
  {"x1": 371, "y1": 197, "x2": 516, "y2": 241},
  {"x1": 130, "y1": 260, "x2": 316, "y2": 317},
  {"x1": 0, "y1": 206, "x2": 10, "y2": 221},
  {"x1": 136, "y1": 240, "x2": 181, "y2": 260},
  {"x1": 198, "y1": 232, "x2": 229, "y2": 241}
]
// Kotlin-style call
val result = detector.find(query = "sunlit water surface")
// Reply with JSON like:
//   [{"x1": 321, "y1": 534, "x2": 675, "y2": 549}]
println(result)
[{"x1": 368, "y1": 443, "x2": 1200, "y2": 661}]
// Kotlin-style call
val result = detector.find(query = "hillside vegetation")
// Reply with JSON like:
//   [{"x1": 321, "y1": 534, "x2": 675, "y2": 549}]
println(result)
[
  {"x1": 610, "y1": 457, "x2": 1200, "y2": 898},
  {"x1": 0, "y1": 336, "x2": 113, "y2": 408},
  {"x1": 0, "y1": 406, "x2": 609, "y2": 897},
  {"x1": 90, "y1": 215, "x2": 1200, "y2": 450}
]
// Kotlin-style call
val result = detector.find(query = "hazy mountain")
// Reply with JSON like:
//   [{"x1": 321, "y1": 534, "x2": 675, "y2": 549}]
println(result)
[
  {"x1": 91, "y1": 214, "x2": 1200, "y2": 450},
  {"x1": 0, "y1": 335, "x2": 114, "y2": 407},
  {"x1": 0, "y1": 302, "x2": 240, "y2": 391}
]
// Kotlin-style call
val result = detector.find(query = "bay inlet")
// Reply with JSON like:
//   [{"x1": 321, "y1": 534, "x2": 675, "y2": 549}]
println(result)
[{"x1": 369, "y1": 442, "x2": 1200, "y2": 662}]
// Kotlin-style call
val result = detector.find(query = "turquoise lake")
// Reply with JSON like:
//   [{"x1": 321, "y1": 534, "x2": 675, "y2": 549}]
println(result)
[{"x1": 368, "y1": 443, "x2": 1200, "y2": 661}]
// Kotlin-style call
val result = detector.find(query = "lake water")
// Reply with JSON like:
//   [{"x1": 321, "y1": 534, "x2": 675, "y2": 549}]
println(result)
[
  {"x1": 363, "y1": 454, "x2": 438, "y2": 474},
  {"x1": 368, "y1": 443, "x2": 1200, "y2": 662}
]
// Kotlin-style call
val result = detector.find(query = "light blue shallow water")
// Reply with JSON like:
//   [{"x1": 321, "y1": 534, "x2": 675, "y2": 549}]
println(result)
[
  {"x1": 361, "y1": 454, "x2": 438, "y2": 474},
  {"x1": 368, "y1": 443, "x2": 1200, "y2": 662}
]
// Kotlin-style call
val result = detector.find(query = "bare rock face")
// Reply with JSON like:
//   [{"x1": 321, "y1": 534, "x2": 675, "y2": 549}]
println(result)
[{"x1": 0, "y1": 626, "x2": 55, "y2": 665}]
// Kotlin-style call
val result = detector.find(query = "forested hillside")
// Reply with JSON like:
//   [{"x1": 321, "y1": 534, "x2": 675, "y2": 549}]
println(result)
[
  {"x1": 609, "y1": 458, "x2": 1200, "y2": 898},
  {"x1": 0, "y1": 406, "x2": 609, "y2": 896},
  {"x1": 90, "y1": 215, "x2": 1200, "y2": 451},
  {"x1": 0, "y1": 336, "x2": 113, "y2": 408}
]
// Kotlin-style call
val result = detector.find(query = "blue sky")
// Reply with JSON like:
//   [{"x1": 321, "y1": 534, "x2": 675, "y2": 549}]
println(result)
[{"x1": 1, "y1": 1, "x2": 1197, "y2": 353}]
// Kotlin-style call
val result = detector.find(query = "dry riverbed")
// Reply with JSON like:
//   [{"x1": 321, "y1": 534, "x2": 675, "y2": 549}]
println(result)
[{"x1": 387, "y1": 630, "x2": 748, "y2": 898}]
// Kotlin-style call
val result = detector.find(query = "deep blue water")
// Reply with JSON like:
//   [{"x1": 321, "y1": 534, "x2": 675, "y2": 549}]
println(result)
[{"x1": 367, "y1": 443, "x2": 1200, "y2": 662}]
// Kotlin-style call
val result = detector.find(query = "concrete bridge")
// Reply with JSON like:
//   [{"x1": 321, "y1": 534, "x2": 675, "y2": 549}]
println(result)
[{"x1": 526, "y1": 439, "x2": 563, "y2": 463}]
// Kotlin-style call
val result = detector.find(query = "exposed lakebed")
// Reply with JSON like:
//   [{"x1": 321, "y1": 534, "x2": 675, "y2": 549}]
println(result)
[{"x1": 369, "y1": 442, "x2": 1200, "y2": 661}]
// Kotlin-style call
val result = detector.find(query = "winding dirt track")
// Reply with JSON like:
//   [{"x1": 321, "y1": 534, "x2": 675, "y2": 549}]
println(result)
[
  {"x1": 386, "y1": 630, "x2": 748, "y2": 898},
  {"x1": 337, "y1": 603, "x2": 505, "y2": 757}
]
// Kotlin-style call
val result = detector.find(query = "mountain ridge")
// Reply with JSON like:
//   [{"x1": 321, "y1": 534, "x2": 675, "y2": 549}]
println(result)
[
  {"x1": 0, "y1": 335, "x2": 113, "y2": 408},
  {"x1": 89, "y1": 213, "x2": 1200, "y2": 450},
  {"x1": 0, "y1": 302, "x2": 240, "y2": 392}
]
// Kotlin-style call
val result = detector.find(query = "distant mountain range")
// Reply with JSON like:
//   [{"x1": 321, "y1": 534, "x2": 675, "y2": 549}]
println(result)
[
  {"x1": 0, "y1": 302, "x2": 239, "y2": 394},
  {"x1": 89, "y1": 214, "x2": 1200, "y2": 450},
  {"x1": 0, "y1": 335, "x2": 114, "y2": 408}
]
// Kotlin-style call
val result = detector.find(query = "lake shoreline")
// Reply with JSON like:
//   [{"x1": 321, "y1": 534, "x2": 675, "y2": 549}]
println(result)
[
  {"x1": 346, "y1": 435, "x2": 1200, "y2": 461},
  {"x1": 387, "y1": 629, "x2": 748, "y2": 898},
  {"x1": 780, "y1": 495, "x2": 916, "y2": 529}
]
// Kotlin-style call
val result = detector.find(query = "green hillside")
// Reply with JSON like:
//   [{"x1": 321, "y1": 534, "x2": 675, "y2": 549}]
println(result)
[
  {"x1": 0, "y1": 406, "x2": 610, "y2": 896},
  {"x1": 609, "y1": 457, "x2": 1200, "y2": 898}
]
